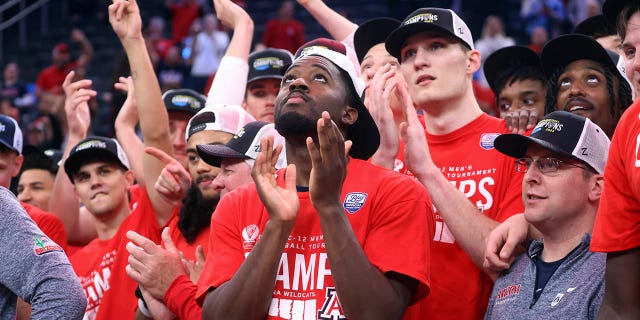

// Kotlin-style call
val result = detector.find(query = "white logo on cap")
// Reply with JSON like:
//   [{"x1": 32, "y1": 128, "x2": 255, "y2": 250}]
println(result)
[
  {"x1": 75, "y1": 140, "x2": 107, "y2": 151},
  {"x1": 0, "y1": 124, "x2": 5, "y2": 132},
  {"x1": 253, "y1": 57, "x2": 284, "y2": 70},
  {"x1": 405, "y1": 13, "x2": 439, "y2": 25}
]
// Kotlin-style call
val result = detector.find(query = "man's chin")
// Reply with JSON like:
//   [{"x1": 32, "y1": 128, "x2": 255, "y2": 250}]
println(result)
[{"x1": 275, "y1": 112, "x2": 316, "y2": 136}]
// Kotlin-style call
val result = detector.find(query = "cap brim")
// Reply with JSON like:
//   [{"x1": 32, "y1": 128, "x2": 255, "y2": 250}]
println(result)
[
  {"x1": 494, "y1": 133, "x2": 577, "y2": 161},
  {"x1": 573, "y1": 14, "x2": 616, "y2": 37},
  {"x1": 387, "y1": 23, "x2": 460, "y2": 61},
  {"x1": 196, "y1": 144, "x2": 247, "y2": 167},
  {"x1": 0, "y1": 140, "x2": 18, "y2": 154},
  {"x1": 541, "y1": 34, "x2": 619, "y2": 79},
  {"x1": 64, "y1": 149, "x2": 128, "y2": 183},
  {"x1": 484, "y1": 46, "x2": 542, "y2": 95},
  {"x1": 346, "y1": 99, "x2": 380, "y2": 160},
  {"x1": 354, "y1": 18, "x2": 401, "y2": 63},
  {"x1": 247, "y1": 74, "x2": 283, "y2": 84}
]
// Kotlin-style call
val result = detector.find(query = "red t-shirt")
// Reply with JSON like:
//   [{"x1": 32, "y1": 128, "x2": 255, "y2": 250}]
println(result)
[
  {"x1": 406, "y1": 114, "x2": 525, "y2": 320},
  {"x1": 35, "y1": 61, "x2": 79, "y2": 95},
  {"x1": 592, "y1": 100, "x2": 640, "y2": 252},
  {"x1": 166, "y1": 213, "x2": 210, "y2": 262},
  {"x1": 69, "y1": 186, "x2": 163, "y2": 320},
  {"x1": 196, "y1": 159, "x2": 434, "y2": 319},
  {"x1": 22, "y1": 202, "x2": 68, "y2": 252},
  {"x1": 262, "y1": 19, "x2": 305, "y2": 54}
]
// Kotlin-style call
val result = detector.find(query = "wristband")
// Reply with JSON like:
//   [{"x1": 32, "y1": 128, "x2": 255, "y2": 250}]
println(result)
[{"x1": 138, "y1": 298, "x2": 152, "y2": 318}]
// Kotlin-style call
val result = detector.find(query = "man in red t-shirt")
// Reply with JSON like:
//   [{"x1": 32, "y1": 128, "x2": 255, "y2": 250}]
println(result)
[
  {"x1": 385, "y1": 8, "x2": 525, "y2": 319},
  {"x1": 196, "y1": 38, "x2": 433, "y2": 320},
  {"x1": 261, "y1": 1, "x2": 305, "y2": 54},
  {"x1": 591, "y1": 1, "x2": 640, "y2": 318}
]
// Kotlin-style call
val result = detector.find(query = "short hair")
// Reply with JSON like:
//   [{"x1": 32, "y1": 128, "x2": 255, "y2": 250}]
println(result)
[
  {"x1": 617, "y1": 2, "x2": 640, "y2": 41},
  {"x1": 494, "y1": 65, "x2": 550, "y2": 108},
  {"x1": 20, "y1": 153, "x2": 58, "y2": 178}
]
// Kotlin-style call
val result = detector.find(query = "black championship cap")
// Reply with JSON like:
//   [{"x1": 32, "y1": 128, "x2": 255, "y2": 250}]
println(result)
[
  {"x1": 248, "y1": 48, "x2": 293, "y2": 84},
  {"x1": 64, "y1": 137, "x2": 130, "y2": 183},
  {"x1": 483, "y1": 46, "x2": 543, "y2": 95},
  {"x1": 495, "y1": 111, "x2": 610, "y2": 173},
  {"x1": 574, "y1": 14, "x2": 617, "y2": 38},
  {"x1": 162, "y1": 88, "x2": 206, "y2": 115},
  {"x1": 385, "y1": 7, "x2": 474, "y2": 61}
]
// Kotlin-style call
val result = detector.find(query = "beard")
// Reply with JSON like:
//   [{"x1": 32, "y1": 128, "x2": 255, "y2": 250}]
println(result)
[
  {"x1": 274, "y1": 111, "x2": 316, "y2": 137},
  {"x1": 178, "y1": 184, "x2": 218, "y2": 243}
]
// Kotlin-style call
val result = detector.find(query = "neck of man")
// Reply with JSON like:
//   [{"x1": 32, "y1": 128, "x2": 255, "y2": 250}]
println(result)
[
  {"x1": 285, "y1": 136, "x2": 313, "y2": 187},
  {"x1": 420, "y1": 89, "x2": 483, "y2": 135},
  {"x1": 535, "y1": 207, "x2": 597, "y2": 262},
  {"x1": 94, "y1": 202, "x2": 131, "y2": 240}
]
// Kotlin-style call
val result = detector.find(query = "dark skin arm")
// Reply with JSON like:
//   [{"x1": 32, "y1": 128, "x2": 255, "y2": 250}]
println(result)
[
  {"x1": 597, "y1": 247, "x2": 640, "y2": 319},
  {"x1": 308, "y1": 112, "x2": 415, "y2": 320},
  {"x1": 202, "y1": 137, "x2": 299, "y2": 319}
]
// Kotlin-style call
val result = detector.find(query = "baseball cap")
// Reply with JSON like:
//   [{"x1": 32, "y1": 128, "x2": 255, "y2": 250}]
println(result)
[
  {"x1": 541, "y1": 34, "x2": 627, "y2": 84},
  {"x1": 0, "y1": 114, "x2": 23, "y2": 154},
  {"x1": 483, "y1": 46, "x2": 543, "y2": 95},
  {"x1": 573, "y1": 14, "x2": 617, "y2": 38},
  {"x1": 197, "y1": 121, "x2": 287, "y2": 169},
  {"x1": 53, "y1": 43, "x2": 69, "y2": 54},
  {"x1": 385, "y1": 8, "x2": 474, "y2": 61},
  {"x1": 354, "y1": 18, "x2": 401, "y2": 63},
  {"x1": 293, "y1": 38, "x2": 380, "y2": 160},
  {"x1": 21, "y1": 145, "x2": 60, "y2": 174},
  {"x1": 64, "y1": 137, "x2": 131, "y2": 183},
  {"x1": 185, "y1": 105, "x2": 256, "y2": 142},
  {"x1": 494, "y1": 111, "x2": 610, "y2": 174},
  {"x1": 248, "y1": 49, "x2": 293, "y2": 84},
  {"x1": 162, "y1": 88, "x2": 206, "y2": 115}
]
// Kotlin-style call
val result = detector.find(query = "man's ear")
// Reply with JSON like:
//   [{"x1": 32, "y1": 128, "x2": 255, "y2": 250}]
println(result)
[
  {"x1": 589, "y1": 174, "x2": 604, "y2": 202},
  {"x1": 467, "y1": 49, "x2": 481, "y2": 75},
  {"x1": 341, "y1": 106, "x2": 358, "y2": 127}
]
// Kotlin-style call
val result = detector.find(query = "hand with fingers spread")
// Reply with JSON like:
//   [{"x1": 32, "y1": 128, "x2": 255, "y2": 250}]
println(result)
[
  {"x1": 252, "y1": 136, "x2": 299, "y2": 225},
  {"x1": 306, "y1": 111, "x2": 352, "y2": 210},
  {"x1": 503, "y1": 108, "x2": 540, "y2": 135},
  {"x1": 62, "y1": 70, "x2": 95, "y2": 139},
  {"x1": 108, "y1": 0, "x2": 143, "y2": 41},
  {"x1": 146, "y1": 147, "x2": 191, "y2": 207},
  {"x1": 483, "y1": 213, "x2": 529, "y2": 276},
  {"x1": 366, "y1": 64, "x2": 400, "y2": 169},
  {"x1": 396, "y1": 83, "x2": 432, "y2": 180},
  {"x1": 114, "y1": 76, "x2": 138, "y2": 129},
  {"x1": 125, "y1": 228, "x2": 186, "y2": 300}
]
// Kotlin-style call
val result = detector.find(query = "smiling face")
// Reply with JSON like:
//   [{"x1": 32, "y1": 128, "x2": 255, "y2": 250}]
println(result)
[
  {"x1": 17, "y1": 169, "x2": 55, "y2": 211},
  {"x1": 275, "y1": 55, "x2": 353, "y2": 137},
  {"x1": 72, "y1": 161, "x2": 133, "y2": 218},
  {"x1": 399, "y1": 31, "x2": 477, "y2": 109},
  {"x1": 521, "y1": 144, "x2": 596, "y2": 232},
  {"x1": 555, "y1": 59, "x2": 617, "y2": 136}
]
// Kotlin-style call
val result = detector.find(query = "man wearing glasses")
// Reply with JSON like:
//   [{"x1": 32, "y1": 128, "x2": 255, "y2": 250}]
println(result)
[{"x1": 483, "y1": 111, "x2": 609, "y2": 319}]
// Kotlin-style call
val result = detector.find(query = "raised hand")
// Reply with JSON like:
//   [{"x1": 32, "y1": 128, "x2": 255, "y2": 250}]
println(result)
[
  {"x1": 366, "y1": 63, "x2": 400, "y2": 169},
  {"x1": 183, "y1": 245, "x2": 206, "y2": 284},
  {"x1": 213, "y1": 0, "x2": 250, "y2": 29},
  {"x1": 62, "y1": 70, "x2": 95, "y2": 138},
  {"x1": 146, "y1": 147, "x2": 192, "y2": 207},
  {"x1": 125, "y1": 229, "x2": 185, "y2": 300},
  {"x1": 306, "y1": 111, "x2": 352, "y2": 210},
  {"x1": 114, "y1": 76, "x2": 139, "y2": 128},
  {"x1": 397, "y1": 82, "x2": 431, "y2": 180},
  {"x1": 503, "y1": 108, "x2": 540, "y2": 135},
  {"x1": 108, "y1": 0, "x2": 143, "y2": 41},
  {"x1": 252, "y1": 136, "x2": 299, "y2": 224}
]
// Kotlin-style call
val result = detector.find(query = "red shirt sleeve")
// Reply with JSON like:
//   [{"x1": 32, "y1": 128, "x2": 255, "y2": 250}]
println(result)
[{"x1": 164, "y1": 274, "x2": 202, "y2": 320}]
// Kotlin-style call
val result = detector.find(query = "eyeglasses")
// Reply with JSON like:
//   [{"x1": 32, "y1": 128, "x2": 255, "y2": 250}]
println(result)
[{"x1": 515, "y1": 157, "x2": 590, "y2": 174}]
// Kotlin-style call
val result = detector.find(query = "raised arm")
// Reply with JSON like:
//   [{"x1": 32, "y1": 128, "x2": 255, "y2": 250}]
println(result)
[
  {"x1": 202, "y1": 137, "x2": 299, "y2": 319},
  {"x1": 49, "y1": 71, "x2": 98, "y2": 245},
  {"x1": 397, "y1": 83, "x2": 499, "y2": 269},
  {"x1": 71, "y1": 28, "x2": 94, "y2": 68},
  {"x1": 114, "y1": 76, "x2": 145, "y2": 183},
  {"x1": 296, "y1": 0, "x2": 357, "y2": 42},
  {"x1": 109, "y1": 0, "x2": 174, "y2": 226},
  {"x1": 206, "y1": 0, "x2": 254, "y2": 106}
]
